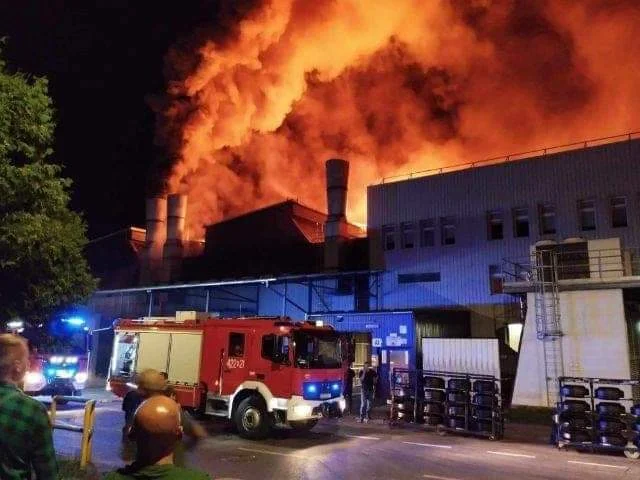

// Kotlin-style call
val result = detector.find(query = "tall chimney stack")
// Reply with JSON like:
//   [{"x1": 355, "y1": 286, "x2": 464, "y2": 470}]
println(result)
[
  {"x1": 324, "y1": 159, "x2": 349, "y2": 270},
  {"x1": 140, "y1": 197, "x2": 167, "y2": 284},
  {"x1": 163, "y1": 193, "x2": 187, "y2": 282}
]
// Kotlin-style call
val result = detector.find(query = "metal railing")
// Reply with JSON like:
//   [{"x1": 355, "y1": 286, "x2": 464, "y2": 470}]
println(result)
[
  {"x1": 49, "y1": 396, "x2": 97, "y2": 468},
  {"x1": 381, "y1": 131, "x2": 640, "y2": 184},
  {"x1": 502, "y1": 248, "x2": 640, "y2": 284}
]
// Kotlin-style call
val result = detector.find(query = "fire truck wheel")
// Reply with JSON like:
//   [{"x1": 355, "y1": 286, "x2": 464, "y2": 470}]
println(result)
[
  {"x1": 289, "y1": 419, "x2": 319, "y2": 432},
  {"x1": 235, "y1": 396, "x2": 271, "y2": 440}
]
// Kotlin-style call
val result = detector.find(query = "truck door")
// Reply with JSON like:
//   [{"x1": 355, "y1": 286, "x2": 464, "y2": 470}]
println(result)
[
  {"x1": 220, "y1": 330, "x2": 252, "y2": 396},
  {"x1": 256, "y1": 333, "x2": 292, "y2": 399}
]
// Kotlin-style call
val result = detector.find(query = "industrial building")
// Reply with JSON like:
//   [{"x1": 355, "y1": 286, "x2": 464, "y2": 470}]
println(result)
[{"x1": 85, "y1": 133, "x2": 640, "y2": 406}]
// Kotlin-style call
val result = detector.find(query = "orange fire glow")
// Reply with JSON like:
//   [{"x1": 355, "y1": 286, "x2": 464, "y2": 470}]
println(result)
[{"x1": 155, "y1": 0, "x2": 640, "y2": 236}]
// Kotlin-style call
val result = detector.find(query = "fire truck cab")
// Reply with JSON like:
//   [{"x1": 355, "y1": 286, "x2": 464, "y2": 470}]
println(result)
[
  {"x1": 13, "y1": 317, "x2": 90, "y2": 398},
  {"x1": 108, "y1": 312, "x2": 347, "y2": 439}
]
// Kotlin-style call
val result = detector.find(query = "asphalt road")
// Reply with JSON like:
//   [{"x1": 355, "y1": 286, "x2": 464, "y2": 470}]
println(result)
[{"x1": 52, "y1": 403, "x2": 640, "y2": 480}]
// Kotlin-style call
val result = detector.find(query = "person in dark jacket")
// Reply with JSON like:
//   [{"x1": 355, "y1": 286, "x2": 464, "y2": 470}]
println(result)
[
  {"x1": 122, "y1": 369, "x2": 167, "y2": 441},
  {"x1": 358, "y1": 362, "x2": 378, "y2": 423}
]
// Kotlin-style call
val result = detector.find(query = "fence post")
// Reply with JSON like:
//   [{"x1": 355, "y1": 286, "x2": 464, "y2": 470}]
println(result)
[
  {"x1": 49, "y1": 397, "x2": 58, "y2": 424},
  {"x1": 80, "y1": 400, "x2": 96, "y2": 467}
]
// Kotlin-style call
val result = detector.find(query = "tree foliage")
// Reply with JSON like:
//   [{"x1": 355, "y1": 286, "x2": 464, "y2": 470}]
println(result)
[{"x1": 0, "y1": 48, "x2": 97, "y2": 323}]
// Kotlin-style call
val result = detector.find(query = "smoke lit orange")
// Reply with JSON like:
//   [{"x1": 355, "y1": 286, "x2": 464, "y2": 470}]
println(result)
[{"x1": 154, "y1": 0, "x2": 640, "y2": 237}]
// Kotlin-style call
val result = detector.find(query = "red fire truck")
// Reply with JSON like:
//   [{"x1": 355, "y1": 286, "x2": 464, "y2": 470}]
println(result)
[{"x1": 108, "y1": 312, "x2": 347, "y2": 438}]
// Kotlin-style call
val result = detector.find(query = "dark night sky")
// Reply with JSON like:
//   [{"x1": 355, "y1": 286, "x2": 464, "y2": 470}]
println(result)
[{"x1": 0, "y1": 1, "x2": 225, "y2": 237}]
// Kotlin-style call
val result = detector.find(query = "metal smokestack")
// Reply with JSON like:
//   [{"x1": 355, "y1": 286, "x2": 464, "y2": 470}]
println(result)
[
  {"x1": 140, "y1": 196, "x2": 167, "y2": 284},
  {"x1": 324, "y1": 159, "x2": 349, "y2": 271},
  {"x1": 326, "y1": 158, "x2": 349, "y2": 221},
  {"x1": 163, "y1": 193, "x2": 187, "y2": 281}
]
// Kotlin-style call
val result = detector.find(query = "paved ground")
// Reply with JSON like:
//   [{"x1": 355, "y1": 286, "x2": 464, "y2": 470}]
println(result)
[{"x1": 52, "y1": 398, "x2": 640, "y2": 480}]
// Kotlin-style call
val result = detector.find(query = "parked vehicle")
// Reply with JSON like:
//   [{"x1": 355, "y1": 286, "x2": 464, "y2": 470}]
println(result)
[
  {"x1": 12, "y1": 317, "x2": 90, "y2": 398},
  {"x1": 108, "y1": 312, "x2": 347, "y2": 438}
]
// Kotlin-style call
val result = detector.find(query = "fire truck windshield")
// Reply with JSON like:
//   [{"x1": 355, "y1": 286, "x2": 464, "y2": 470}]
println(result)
[{"x1": 293, "y1": 331, "x2": 342, "y2": 369}]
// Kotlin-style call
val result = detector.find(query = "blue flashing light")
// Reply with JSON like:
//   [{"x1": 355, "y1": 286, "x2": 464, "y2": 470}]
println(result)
[
  {"x1": 331, "y1": 382, "x2": 341, "y2": 392},
  {"x1": 306, "y1": 384, "x2": 318, "y2": 394},
  {"x1": 47, "y1": 369, "x2": 56, "y2": 377},
  {"x1": 63, "y1": 317, "x2": 85, "y2": 327}
]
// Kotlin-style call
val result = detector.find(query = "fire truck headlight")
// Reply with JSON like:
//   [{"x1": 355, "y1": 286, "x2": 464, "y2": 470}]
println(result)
[
  {"x1": 25, "y1": 371, "x2": 45, "y2": 387},
  {"x1": 293, "y1": 405, "x2": 313, "y2": 417},
  {"x1": 50, "y1": 356, "x2": 64, "y2": 364},
  {"x1": 65, "y1": 356, "x2": 79, "y2": 364},
  {"x1": 74, "y1": 372, "x2": 88, "y2": 384}
]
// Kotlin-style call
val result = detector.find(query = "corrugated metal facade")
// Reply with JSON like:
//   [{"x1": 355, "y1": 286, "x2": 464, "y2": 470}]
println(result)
[{"x1": 368, "y1": 139, "x2": 640, "y2": 310}]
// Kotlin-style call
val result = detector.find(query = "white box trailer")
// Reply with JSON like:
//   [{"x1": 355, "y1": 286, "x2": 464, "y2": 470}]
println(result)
[{"x1": 422, "y1": 338, "x2": 502, "y2": 379}]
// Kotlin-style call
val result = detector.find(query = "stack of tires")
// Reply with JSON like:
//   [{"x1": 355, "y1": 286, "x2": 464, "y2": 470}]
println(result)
[
  {"x1": 594, "y1": 387, "x2": 627, "y2": 448},
  {"x1": 631, "y1": 404, "x2": 640, "y2": 449},
  {"x1": 422, "y1": 376, "x2": 446, "y2": 426},
  {"x1": 392, "y1": 375, "x2": 415, "y2": 422},
  {"x1": 558, "y1": 384, "x2": 592, "y2": 443},
  {"x1": 472, "y1": 380, "x2": 498, "y2": 434},
  {"x1": 445, "y1": 378, "x2": 470, "y2": 430}
]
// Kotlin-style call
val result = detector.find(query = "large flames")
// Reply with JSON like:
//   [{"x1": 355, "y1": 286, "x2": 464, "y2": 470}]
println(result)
[{"x1": 154, "y1": 0, "x2": 640, "y2": 236}]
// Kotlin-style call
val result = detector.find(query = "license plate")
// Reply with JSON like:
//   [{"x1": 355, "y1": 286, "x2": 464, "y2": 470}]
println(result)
[{"x1": 320, "y1": 393, "x2": 330, "y2": 399}]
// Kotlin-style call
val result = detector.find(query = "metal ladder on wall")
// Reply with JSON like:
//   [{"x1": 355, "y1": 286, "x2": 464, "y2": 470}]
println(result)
[{"x1": 532, "y1": 249, "x2": 564, "y2": 406}]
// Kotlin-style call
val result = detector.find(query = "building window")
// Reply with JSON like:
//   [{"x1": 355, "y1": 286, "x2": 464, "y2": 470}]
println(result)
[
  {"x1": 487, "y1": 210, "x2": 504, "y2": 240},
  {"x1": 441, "y1": 216, "x2": 456, "y2": 245},
  {"x1": 538, "y1": 203, "x2": 556, "y2": 235},
  {"x1": 489, "y1": 265, "x2": 504, "y2": 295},
  {"x1": 420, "y1": 219, "x2": 435, "y2": 247},
  {"x1": 513, "y1": 207, "x2": 529, "y2": 238},
  {"x1": 611, "y1": 196, "x2": 628, "y2": 228},
  {"x1": 229, "y1": 332, "x2": 245, "y2": 357},
  {"x1": 578, "y1": 199, "x2": 596, "y2": 231},
  {"x1": 400, "y1": 222, "x2": 415, "y2": 249},
  {"x1": 382, "y1": 224, "x2": 396, "y2": 250}
]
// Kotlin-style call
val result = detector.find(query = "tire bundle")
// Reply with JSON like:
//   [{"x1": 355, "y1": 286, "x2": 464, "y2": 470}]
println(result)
[
  {"x1": 445, "y1": 377, "x2": 470, "y2": 431},
  {"x1": 557, "y1": 384, "x2": 591, "y2": 444},
  {"x1": 593, "y1": 387, "x2": 627, "y2": 447},
  {"x1": 422, "y1": 375, "x2": 446, "y2": 426},
  {"x1": 631, "y1": 404, "x2": 640, "y2": 447},
  {"x1": 393, "y1": 395, "x2": 415, "y2": 423}
]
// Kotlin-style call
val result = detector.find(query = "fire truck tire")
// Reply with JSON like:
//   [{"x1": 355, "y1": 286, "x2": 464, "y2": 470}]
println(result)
[
  {"x1": 289, "y1": 419, "x2": 318, "y2": 432},
  {"x1": 234, "y1": 396, "x2": 271, "y2": 440}
]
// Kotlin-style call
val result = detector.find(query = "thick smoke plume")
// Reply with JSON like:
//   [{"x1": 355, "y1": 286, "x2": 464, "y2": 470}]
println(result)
[{"x1": 155, "y1": 0, "x2": 640, "y2": 236}]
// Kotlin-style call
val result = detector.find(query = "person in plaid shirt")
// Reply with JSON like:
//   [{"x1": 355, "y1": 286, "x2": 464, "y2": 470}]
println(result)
[{"x1": 0, "y1": 334, "x2": 58, "y2": 480}]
